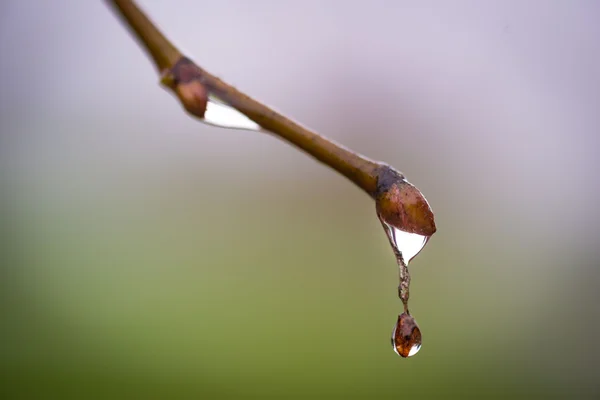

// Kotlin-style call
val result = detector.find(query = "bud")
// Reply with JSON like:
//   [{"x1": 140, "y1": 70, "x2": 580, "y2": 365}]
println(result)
[
  {"x1": 375, "y1": 166, "x2": 436, "y2": 236},
  {"x1": 175, "y1": 80, "x2": 208, "y2": 118},
  {"x1": 162, "y1": 57, "x2": 208, "y2": 119}
]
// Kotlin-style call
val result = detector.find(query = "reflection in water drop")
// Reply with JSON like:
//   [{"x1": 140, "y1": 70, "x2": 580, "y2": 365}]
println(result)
[
  {"x1": 408, "y1": 343, "x2": 421, "y2": 357},
  {"x1": 202, "y1": 96, "x2": 262, "y2": 131},
  {"x1": 392, "y1": 313, "x2": 422, "y2": 358},
  {"x1": 383, "y1": 222, "x2": 429, "y2": 265}
]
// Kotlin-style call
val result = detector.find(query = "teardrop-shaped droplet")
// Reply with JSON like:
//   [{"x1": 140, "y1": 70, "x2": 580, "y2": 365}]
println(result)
[
  {"x1": 202, "y1": 96, "x2": 262, "y2": 131},
  {"x1": 383, "y1": 221, "x2": 429, "y2": 265},
  {"x1": 391, "y1": 312, "x2": 422, "y2": 357}
]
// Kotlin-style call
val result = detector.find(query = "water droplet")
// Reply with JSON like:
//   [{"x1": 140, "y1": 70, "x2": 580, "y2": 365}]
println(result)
[
  {"x1": 392, "y1": 312, "x2": 422, "y2": 357},
  {"x1": 202, "y1": 96, "x2": 262, "y2": 131},
  {"x1": 382, "y1": 221, "x2": 429, "y2": 265}
]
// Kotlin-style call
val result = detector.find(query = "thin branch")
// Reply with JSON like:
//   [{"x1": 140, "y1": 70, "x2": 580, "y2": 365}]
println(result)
[
  {"x1": 109, "y1": 0, "x2": 180, "y2": 73},
  {"x1": 106, "y1": 0, "x2": 383, "y2": 197}
]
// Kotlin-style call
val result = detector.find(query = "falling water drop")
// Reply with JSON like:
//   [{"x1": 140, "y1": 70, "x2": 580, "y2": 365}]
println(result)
[
  {"x1": 392, "y1": 312, "x2": 422, "y2": 358},
  {"x1": 202, "y1": 95, "x2": 262, "y2": 131}
]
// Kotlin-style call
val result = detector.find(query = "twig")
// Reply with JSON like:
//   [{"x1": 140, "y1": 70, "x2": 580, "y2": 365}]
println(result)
[{"x1": 107, "y1": 0, "x2": 383, "y2": 197}]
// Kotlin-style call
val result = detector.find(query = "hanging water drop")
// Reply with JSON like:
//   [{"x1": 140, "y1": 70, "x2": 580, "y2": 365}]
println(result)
[
  {"x1": 162, "y1": 58, "x2": 263, "y2": 132},
  {"x1": 392, "y1": 312, "x2": 422, "y2": 358},
  {"x1": 381, "y1": 221, "x2": 429, "y2": 265},
  {"x1": 202, "y1": 95, "x2": 263, "y2": 131}
]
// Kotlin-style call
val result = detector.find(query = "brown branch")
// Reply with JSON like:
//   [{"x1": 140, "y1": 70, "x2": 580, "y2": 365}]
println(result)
[
  {"x1": 106, "y1": 0, "x2": 386, "y2": 197},
  {"x1": 108, "y1": 0, "x2": 180, "y2": 73}
]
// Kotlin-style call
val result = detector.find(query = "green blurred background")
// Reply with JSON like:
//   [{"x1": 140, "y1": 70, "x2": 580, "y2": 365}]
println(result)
[{"x1": 1, "y1": 1, "x2": 599, "y2": 398}]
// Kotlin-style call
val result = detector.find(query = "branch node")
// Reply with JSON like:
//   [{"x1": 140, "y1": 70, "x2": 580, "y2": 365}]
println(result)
[{"x1": 162, "y1": 57, "x2": 208, "y2": 119}]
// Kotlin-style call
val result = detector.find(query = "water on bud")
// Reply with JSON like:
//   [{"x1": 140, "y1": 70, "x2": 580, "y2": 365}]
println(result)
[
  {"x1": 383, "y1": 222, "x2": 429, "y2": 265},
  {"x1": 392, "y1": 313, "x2": 422, "y2": 357},
  {"x1": 202, "y1": 96, "x2": 262, "y2": 131}
]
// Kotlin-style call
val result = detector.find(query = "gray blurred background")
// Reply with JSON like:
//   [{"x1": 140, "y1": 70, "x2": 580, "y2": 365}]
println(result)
[{"x1": 1, "y1": 1, "x2": 599, "y2": 398}]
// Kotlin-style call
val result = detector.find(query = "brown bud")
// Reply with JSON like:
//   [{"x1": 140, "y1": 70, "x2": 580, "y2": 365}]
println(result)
[
  {"x1": 175, "y1": 80, "x2": 208, "y2": 119},
  {"x1": 392, "y1": 312, "x2": 422, "y2": 357},
  {"x1": 376, "y1": 167, "x2": 436, "y2": 236},
  {"x1": 163, "y1": 57, "x2": 208, "y2": 119}
]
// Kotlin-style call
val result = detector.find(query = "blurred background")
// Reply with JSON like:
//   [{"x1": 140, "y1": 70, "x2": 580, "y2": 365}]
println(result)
[{"x1": 1, "y1": 0, "x2": 599, "y2": 398}]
